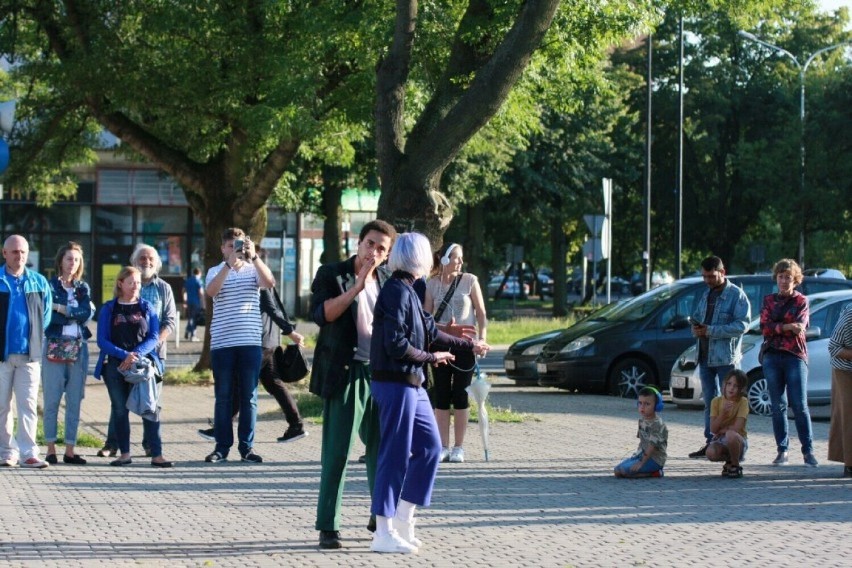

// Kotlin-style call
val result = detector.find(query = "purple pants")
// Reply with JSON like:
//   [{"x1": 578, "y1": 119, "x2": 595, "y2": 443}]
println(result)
[{"x1": 370, "y1": 380, "x2": 442, "y2": 517}]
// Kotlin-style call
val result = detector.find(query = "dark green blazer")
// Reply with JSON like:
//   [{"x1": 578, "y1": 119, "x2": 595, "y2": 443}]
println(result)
[{"x1": 308, "y1": 256, "x2": 389, "y2": 399}]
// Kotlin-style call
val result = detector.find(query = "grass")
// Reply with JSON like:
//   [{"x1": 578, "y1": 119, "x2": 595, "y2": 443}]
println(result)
[
  {"x1": 262, "y1": 376, "x2": 536, "y2": 425},
  {"x1": 164, "y1": 367, "x2": 214, "y2": 386},
  {"x1": 486, "y1": 316, "x2": 575, "y2": 345}
]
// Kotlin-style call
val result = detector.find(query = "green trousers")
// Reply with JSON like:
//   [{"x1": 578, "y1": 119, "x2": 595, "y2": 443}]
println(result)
[{"x1": 315, "y1": 362, "x2": 380, "y2": 531}]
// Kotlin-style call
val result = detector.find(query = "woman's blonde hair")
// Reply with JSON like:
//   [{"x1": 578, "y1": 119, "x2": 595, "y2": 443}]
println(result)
[
  {"x1": 113, "y1": 266, "x2": 141, "y2": 298},
  {"x1": 772, "y1": 258, "x2": 803, "y2": 286}
]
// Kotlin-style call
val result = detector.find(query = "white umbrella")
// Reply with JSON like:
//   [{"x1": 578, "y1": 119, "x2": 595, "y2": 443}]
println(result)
[{"x1": 465, "y1": 371, "x2": 491, "y2": 461}]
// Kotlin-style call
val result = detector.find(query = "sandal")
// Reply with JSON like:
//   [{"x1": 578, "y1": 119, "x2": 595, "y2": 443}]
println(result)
[
  {"x1": 727, "y1": 465, "x2": 743, "y2": 478},
  {"x1": 721, "y1": 462, "x2": 731, "y2": 477}
]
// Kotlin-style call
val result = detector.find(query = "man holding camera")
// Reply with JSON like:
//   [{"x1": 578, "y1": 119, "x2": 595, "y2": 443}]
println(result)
[
  {"x1": 688, "y1": 255, "x2": 751, "y2": 458},
  {"x1": 204, "y1": 228, "x2": 276, "y2": 464}
]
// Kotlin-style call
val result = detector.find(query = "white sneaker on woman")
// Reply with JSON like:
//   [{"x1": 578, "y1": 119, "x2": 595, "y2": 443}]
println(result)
[
  {"x1": 449, "y1": 446, "x2": 465, "y2": 463},
  {"x1": 439, "y1": 447, "x2": 450, "y2": 463},
  {"x1": 394, "y1": 518, "x2": 423, "y2": 548},
  {"x1": 371, "y1": 530, "x2": 418, "y2": 553}
]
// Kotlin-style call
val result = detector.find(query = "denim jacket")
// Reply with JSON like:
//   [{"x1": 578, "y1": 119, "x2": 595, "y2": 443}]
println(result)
[
  {"x1": 45, "y1": 277, "x2": 95, "y2": 340},
  {"x1": 691, "y1": 279, "x2": 751, "y2": 367}
]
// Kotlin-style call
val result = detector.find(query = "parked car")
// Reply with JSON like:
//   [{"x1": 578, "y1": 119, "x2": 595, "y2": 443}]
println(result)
[
  {"x1": 804, "y1": 268, "x2": 846, "y2": 279},
  {"x1": 487, "y1": 275, "x2": 529, "y2": 299},
  {"x1": 536, "y1": 268, "x2": 554, "y2": 298},
  {"x1": 670, "y1": 289, "x2": 852, "y2": 415},
  {"x1": 503, "y1": 301, "x2": 624, "y2": 385},
  {"x1": 532, "y1": 274, "x2": 852, "y2": 398}
]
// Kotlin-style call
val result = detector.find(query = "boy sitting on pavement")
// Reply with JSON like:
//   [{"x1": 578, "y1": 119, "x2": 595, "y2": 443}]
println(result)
[
  {"x1": 614, "y1": 386, "x2": 667, "y2": 478},
  {"x1": 706, "y1": 369, "x2": 749, "y2": 478}
]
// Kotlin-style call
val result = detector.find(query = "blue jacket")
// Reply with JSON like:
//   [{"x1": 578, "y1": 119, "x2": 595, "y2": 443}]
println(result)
[
  {"x1": 691, "y1": 279, "x2": 751, "y2": 367},
  {"x1": 370, "y1": 271, "x2": 473, "y2": 386},
  {"x1": 0, "y1": 265, "x2": 52, "y2": 362},
  {"x1": 45, "y1": 277, "x2": 95, "y2": 340},
  {"x1": 94, "y1": 298, "x2": 162, "y2": 380}
]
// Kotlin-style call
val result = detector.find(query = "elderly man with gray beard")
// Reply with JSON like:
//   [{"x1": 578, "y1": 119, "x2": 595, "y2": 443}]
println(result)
[{"x1": 98, "y1": 244, "x2": 176, "y2": 458}]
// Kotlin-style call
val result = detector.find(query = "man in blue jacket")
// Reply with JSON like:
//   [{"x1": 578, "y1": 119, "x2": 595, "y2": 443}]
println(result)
[
  {"x1": 310, "y1": 219, "x2": 396, "y2": 550},
  {"x1": 0, "y1": 235, "x2": 52, "y2": 469},
  {"x1": 688, "y1": 256, "x2": 751, "y2": 458}
]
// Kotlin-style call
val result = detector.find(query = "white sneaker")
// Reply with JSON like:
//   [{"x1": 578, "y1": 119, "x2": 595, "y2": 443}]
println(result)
[
  {"x1": 449, "y1": 446, "x2": 465, "y2": 463},
  {"x1": 21, "y1": 457, "x2": 49, "y2": 469},
  {"x1": 370, "y1": 530, "x2": 418, "y2": 554},
  {"x1": 0, "y1": 457, "x2": 18, "y2": 467},
  {"x1": 439, "y1": 447, "x2": 450, "y2": 463},
  {"x1": 394, "y1": 518, "x2": 423, "y2": 548}
]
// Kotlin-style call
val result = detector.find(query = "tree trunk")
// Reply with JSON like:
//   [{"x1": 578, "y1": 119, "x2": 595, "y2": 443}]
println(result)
[{"x1": 320, "y1": 168, "x2": 345, "y2": 264}]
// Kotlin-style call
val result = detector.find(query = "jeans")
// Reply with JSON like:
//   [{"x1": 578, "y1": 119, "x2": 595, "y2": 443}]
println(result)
[
  {"x1": 370, "y1": 381, "x2": 442, "y2": 517},
  {"x1": 763, "y1": 351, "x2": 813, "y2": 454},
  {"x1": 105, "y1": 357, "x2": 165, "y2": 452},
  {"x1": 102, "y1": 358, "x2": 163, "y2": 458},
  {"x1": 0, "y1": 355, "x2": 41, "y2": 461},
  {"x1": 185, "y1": 305, "x2": 201, "y2": 338},
  {"x1": 698, "y1": 363, "x2": 735, "y2": 442},
  {"x1": 614, "y1": 453, "x2": 662, "y2": 477},
  {"x1": 211, "y1": 345, "x2": 261, "y2": 458},
  {"x1": 42, "y1": 343, "x2": 89, "y2": 445}
]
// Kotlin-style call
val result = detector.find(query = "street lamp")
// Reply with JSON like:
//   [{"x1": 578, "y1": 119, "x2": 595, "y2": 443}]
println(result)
[{"x1": 738, "y1": 30, "x2": 851, "y2": 267}]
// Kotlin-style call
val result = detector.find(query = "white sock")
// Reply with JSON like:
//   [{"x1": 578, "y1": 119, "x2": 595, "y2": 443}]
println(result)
[
  {"x1": 394, "y1": 499, "x2": 416, "y2": 524},
  {"x1": 375, "y1": 515, "x2": 393, "y2": 537}
]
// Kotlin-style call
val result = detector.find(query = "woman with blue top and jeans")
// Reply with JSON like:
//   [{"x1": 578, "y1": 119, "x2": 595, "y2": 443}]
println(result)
[
  {"x1": 94, "y1": 266, "x2": 171, "y2": 468},
  {"x1": 42, "y1": 242, "x2": 95, "y2": 465},
  {"x1": 368, "y1": 232, "x2": 488, "y2": 554}
]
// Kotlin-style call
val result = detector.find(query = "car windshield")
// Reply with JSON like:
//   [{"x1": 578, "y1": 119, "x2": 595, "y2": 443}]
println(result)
[{"x1": 588, "y1": 281, "x2": 695, "y2": 322}]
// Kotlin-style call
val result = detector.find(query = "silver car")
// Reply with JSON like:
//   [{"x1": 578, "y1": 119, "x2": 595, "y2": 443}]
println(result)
[{"x1": 670, "y1": 290, "x2": 852, "y2": 415}]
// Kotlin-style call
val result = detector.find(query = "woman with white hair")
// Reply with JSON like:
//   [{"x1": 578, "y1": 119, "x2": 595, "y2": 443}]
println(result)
[{"x1": 368, "y1": 232, "x2": 488, "y2": 554}]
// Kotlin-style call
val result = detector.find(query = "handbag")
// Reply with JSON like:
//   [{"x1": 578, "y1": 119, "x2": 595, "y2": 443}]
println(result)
[
  {"x1": 273, "y1": 344, "x2": 310, "y2": 383},
  {"x1": 46, "y1": 336, "x2": 82, "y2": 363}
]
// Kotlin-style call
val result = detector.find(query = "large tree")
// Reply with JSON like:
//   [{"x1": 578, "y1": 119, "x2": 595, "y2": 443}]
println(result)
[{"x1": 374, "y1": 0, "x2": 667, "y2": 243}]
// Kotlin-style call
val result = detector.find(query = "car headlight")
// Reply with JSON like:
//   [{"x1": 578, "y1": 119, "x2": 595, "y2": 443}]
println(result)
[
  {"x1": 523, "y1": 343, "x2": 545, "y2": 356},
  {"x1": 560, "y1": 336, "x2": 594, "y2": 354}
]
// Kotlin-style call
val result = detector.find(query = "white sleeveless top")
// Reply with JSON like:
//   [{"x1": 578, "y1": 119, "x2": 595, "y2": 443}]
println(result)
[{"x1": 426, "y1": 272, "x2": 479, "y2": 328}]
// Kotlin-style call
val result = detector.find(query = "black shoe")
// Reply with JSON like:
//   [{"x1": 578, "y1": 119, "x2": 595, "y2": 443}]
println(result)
[
  {"x1": 367, "y1": 515, "x2": 376, "y2": 533},
  {"x1": 45, "y1": 454, "x2": 58, "y2": 465},
  {"x1": 143, "y1": 447, "x2": 152, "y2": 458},
  {"x1": 358, "y1": 454, "x2": 367, "y2": 464},
  {"x1": 277, "y1": 426, "x2": 308, "y2": 443},
  {"x1": 844, "y1": 466, "x2": 852, "y2": 478},
  {"x1": 151, "y1": 460, "x2": 174, "y2": 468},
  {"x1": 688, "y1": 444, "x2": 708, "y2": 459},
  {"x1": 110, "y1": 457, "x2": 132, "y2": 466},
  {"x1": 241, "y1": 450, "x2": 263, "y2": 463},
  {"x1": 319, "y1": 530, "x2": 342, "y2": 549},
  {"x1": 63, "y1": 454, "x2": 87, "y2": 465},
  {"x1": 205, "y1": 451, "x2": 226, "y2": 463},
  {"x1": 197, "y1": 428, "x2": 215, "y2": 441}
]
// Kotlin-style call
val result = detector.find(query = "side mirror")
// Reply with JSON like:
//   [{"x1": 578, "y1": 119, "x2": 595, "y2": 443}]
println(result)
[
  {"x1": 805, "y1": 326, "x2": 821, "y2": 339},
  {"x1": 669, "y1": 315, "x2": 692, "y2": 330}
]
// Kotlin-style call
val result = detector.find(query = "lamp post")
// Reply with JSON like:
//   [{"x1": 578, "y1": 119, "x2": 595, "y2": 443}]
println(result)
[{"x1": 738, "y1": 31, "x2": 851, "y2": 267}]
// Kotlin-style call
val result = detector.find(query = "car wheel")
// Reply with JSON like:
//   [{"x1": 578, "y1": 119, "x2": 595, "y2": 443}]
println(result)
[
  {"x1": 747, "y1": 372, "x2": 772, "y2": 416},
  {"x1": 608, "y1": 358, "x2": 655, "y2": 399}
]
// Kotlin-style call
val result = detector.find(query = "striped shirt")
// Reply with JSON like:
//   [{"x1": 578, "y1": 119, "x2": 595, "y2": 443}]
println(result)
[
  {"x1": 206, "y1": 262, "x2": 262, "y2": 349},
  {"x1": 829, "y1": 304, "x2": 852, "y2": 371}
]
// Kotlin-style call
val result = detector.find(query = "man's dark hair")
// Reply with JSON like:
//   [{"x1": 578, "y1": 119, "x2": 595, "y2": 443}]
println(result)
[
  {"x1": 221, "y1": 227, "x2": 245, "y2": 243},
  {"x1": 359, "y1": 219, "x2": 397, "y2": 244},
  {"x1": 700, "y1": 256, "x2": 724, "y2": 272}
]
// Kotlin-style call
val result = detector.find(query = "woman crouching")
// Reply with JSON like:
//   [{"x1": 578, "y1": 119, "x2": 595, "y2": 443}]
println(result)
[{"x1": 369, "y1": 233, "x2": 488, "y2": 554}]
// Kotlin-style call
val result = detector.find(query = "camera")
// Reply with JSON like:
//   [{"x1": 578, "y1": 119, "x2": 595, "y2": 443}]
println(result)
[{"x1": 233, "y1": 238, "x2": 245, "y2": 257}]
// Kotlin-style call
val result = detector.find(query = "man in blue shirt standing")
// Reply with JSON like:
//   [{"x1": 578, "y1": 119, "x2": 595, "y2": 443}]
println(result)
[
  {"x1": 0, "y1": 235, "x2": 52, "y2": 468},
  {"x1": 183, "y1": 267, "x2": 204, "y2": 342}
]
